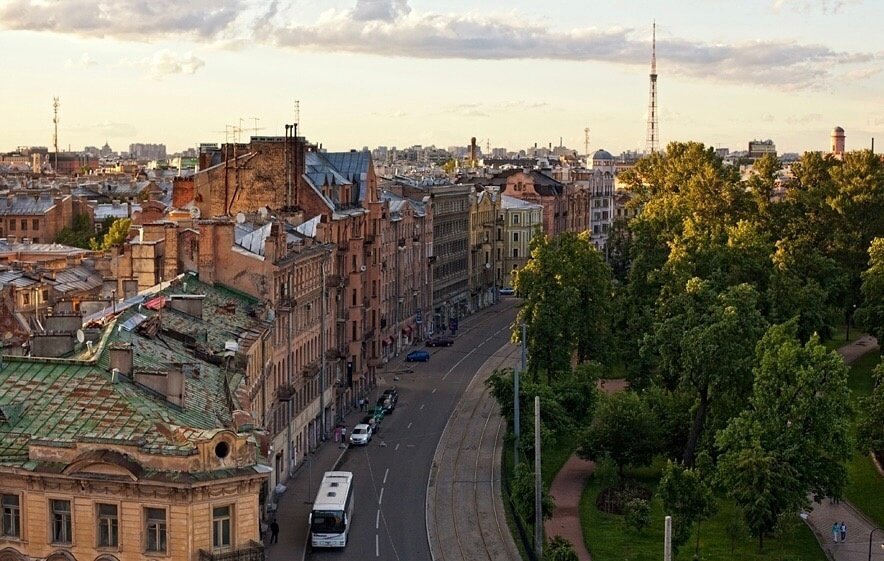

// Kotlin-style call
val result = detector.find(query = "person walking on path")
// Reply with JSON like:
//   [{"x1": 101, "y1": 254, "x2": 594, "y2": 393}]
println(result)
[
  {"x1": 840, "y1": 521, "x2": 846, "y2": 543},
  {"x1": 270, "y1": 520, "x2": 279, "y2": 544},
  {"x1": 832, "y1": 522, "x2": 840, "y2": 543},
  {"x1": 340, "y1": 426, "x2": 347, "y2": 441}
]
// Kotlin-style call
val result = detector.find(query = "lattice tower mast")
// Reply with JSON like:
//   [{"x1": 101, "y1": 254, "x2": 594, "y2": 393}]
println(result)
[{"x1": 645, "y1": 21, "x2": 659, "y2": 154}]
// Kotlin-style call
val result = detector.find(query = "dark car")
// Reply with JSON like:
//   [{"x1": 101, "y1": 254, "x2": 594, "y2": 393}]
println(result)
[
  {"x1": 382, "y1": 389, "x2": 399, "y2": 405},
  {"x1": 376, "y1": 396, "x2": 394, "y2": 413},
  {"x1": 426, "y1": 336, "x2": 454, "y2": 347},
  {"x1": 406, "y1": 350, "x2": 431, "y2": 362}
]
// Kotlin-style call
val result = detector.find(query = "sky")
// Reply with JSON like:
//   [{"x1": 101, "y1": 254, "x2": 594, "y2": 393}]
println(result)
[{"x1": 0, "y1": 0, "x2": 882, "y2": 156}]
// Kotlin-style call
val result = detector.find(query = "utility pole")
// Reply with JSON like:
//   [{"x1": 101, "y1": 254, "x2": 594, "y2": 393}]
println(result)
[
  {"x1": 521, "y1": 322, "x2": 527, "y2": 372},
  {"x1": 664, "y1": 515, "x2": 672, "y2": 561},
  {"x1": 513, "y1": 363, "x2": 520, "y2": 468},
  {"x1": 320, "y1": 256, "x2": 328, "y2": 441},
  {"x1": 534, "y1": 395, "x2": 543, "y2": 560}
]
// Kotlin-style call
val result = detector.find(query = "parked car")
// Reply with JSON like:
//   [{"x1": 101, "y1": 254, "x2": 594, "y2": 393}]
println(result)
[
  {"x1": 426, "y1": 336, "x2": 454, "y2": 347},
  {"x1": 406, "y1": 350, "x2": 431, "y2": 362},
  {"x1": 499, "y1": 287, "x2": 515, "y2": 296},
  {"x1": 349, "y1": 424, "x2": 372, "y2": 446},
  {"x1": 377, "y1": 396, "x2": 394, "y2": 414},
  {"x1": 382, "y1": 389, "x2": 399, "y2": 406}
]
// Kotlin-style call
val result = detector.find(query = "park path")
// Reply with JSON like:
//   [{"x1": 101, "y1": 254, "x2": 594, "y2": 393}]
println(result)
[
  {"x1": 544, "y1": 378, "x2": 628, "y2": 561},
  {"x1": 804, "y1": 335, "x2": 881, "y2": 561}
]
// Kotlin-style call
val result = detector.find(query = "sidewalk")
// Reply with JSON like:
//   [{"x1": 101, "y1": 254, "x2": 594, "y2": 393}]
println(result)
[
  {"x1": 804, "y1": 335, "x2": 881, "y2": 561},
  {"x1": 544, "y1": 379, "x2": 628, "y2": 561}
]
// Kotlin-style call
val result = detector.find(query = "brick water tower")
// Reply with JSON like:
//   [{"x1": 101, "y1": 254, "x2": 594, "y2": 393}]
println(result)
[{"x1": 831, "y1": 126, "x2": 845, "y2": 158}]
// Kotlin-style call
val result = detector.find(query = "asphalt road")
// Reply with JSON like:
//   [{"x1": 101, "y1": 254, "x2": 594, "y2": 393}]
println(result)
[{"x1": 307, "y1": 298, "x2": 520, "y2": 561}]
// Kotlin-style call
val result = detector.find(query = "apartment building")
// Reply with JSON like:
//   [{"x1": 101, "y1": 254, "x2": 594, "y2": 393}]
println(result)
[
  {"x1": 467, "y1": 186, "x2": 500, "y2": 311},
  {"x1": 498, "y1": 195, "x2": 543, "y2": 289}
]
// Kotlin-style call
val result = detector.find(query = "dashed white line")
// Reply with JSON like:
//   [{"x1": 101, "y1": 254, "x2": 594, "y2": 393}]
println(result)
[
  {"x1": 376, "y1": 509, "x2": 380, "y2": 529},
  {"x1": 395, "y1": 443, "x2": 400, "y2": 451},
  {"x1": 420, "y1": 404, "x2": 425, "y2": 410},
  {"x1": 407, "y1": 422, "x2": 413, "y2": 429},
  {"x1": 432, "y1": 388, "x2": 437, "y2": 394},
  {"x1": 379, "y1": 487, "x2": 385, "y2": 505},
  {"x1": 441, "y1": 324, "x2": 510, "y2": 381},
  {"x1": 383, "y1": 468, "x2": 389, "y2": 484},
  {"x1": 375, "y1": 534, "x2": 379, "y2": 557}
]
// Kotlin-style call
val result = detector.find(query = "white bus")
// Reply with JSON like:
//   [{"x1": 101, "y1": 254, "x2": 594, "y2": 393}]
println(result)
[{"x1": 309, "y1": 471, "x2": 354, "y2": 548}]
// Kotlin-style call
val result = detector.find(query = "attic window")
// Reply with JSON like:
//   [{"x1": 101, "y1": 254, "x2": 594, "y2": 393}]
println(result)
[{"x1": 215, "y1": 441, "x2": 230, "y2": 459}]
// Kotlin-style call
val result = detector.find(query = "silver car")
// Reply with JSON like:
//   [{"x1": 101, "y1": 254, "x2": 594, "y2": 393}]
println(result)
[{"x1": 349, "y1": 423, "x2": 372, "y2": 446}]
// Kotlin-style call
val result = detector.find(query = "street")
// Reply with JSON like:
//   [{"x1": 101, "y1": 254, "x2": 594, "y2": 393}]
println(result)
[{"x1": 306, "y1": 298, "x2": 520, "y2": 560}]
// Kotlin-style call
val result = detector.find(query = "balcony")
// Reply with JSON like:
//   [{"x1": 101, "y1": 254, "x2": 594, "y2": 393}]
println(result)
[
  {"x1": 364, "y1": 234, "x2": 376, "y2": 245},
  {"x1": 325, "y1": 348, "x2": 342, "y2": 360},
  {"x1": 276, "y1": 383, "x2": 294, "y2": 402},
  {"x1": 363, "y1": 328, "x2": 375, "y2": 342},
  {"x1": 326, "y1": 275, "x2": 343, "y2": 287},
  {"x1": 199, "y1": 541, "x2": 264, "y2": 561}
]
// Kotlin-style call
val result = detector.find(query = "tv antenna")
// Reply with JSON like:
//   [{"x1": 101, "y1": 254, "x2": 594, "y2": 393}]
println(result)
[
  {"x1": 294, "y1": 100, "x2": 300, "y2": 128},
  {"x1": 52, "y1": 96, "x2": 60, "y2": 172},
  {"x1": 584, "y1": 127, "x2": 590, "y2": 156}
]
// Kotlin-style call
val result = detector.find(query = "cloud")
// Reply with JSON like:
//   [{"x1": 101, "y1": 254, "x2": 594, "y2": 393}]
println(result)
[
  {"x1": 266, "y1": 1, "x2": 877, "y2": 91},
  {"x1": 785, "y1": 113, "x2": 823, "y2": 125},
  {"x1": 0, "y1": 0, "x2": 244, "y2": 40},
  {"x1": 69, "y1": 121, "x2": 139, "y2": 138},
  {"x1": 139, "y1": 50, "x2": 206, "y2": 77},
  {"x1": 64, "y1": 53, "x2": 96, "y2": 69},
  {"x1": 1, "y1": 0, "x2": 877, "y2": 92},
  {"x1": 771, "y1": 0, "x2": 860, "y2": 14}
]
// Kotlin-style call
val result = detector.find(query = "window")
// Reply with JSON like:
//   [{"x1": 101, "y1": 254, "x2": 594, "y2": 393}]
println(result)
[
  {"x1": 20, "y1": 220, "x2": 27, "y2": 231},
  {"x1": 512, "y1": 232, "x2": 519, "y2": 243},
  {"x1": 51, "y1": 499, "x2": 72, "y2": 544},
  {"x1": 8, "y1": 220, "x2": 14, "y2": 231},
  {"x1": 97, "y1": 503, "x2": 118, "y2": 548},
  {"x1": 512, "y1": 214, "x2": 520, "y2": 225},
  {"x1": 32, "y1": 219, "x2": 39, "y2": 230},
  {"x1": 145, "y1": 508, "x2": 167, "y2": 553},
  {"x1": 212, "y1": 505, "x2": 232, "y2": 549},
  {"x1": 1, "y1": 494, "x2": 20, "y2": 538},
  {"x1": 512, "y1": 248, "x2": 519, "y2": 258}
]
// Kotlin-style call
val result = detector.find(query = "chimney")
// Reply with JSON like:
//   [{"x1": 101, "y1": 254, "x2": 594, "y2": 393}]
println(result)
[
  {"x1": 109, "y1": 342, "x2": 134, "y2": 377},
  {"x1": 134, "y1": 366, "x2": 186, "y2": 408}
]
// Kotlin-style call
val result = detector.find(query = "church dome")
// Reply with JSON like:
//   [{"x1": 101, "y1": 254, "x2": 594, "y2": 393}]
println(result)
[{"x1": 591, "y1": 149, "x2": 614, "y2": 161}]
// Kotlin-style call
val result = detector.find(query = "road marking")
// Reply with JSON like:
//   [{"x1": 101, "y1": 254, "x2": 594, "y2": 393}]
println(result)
[
  {"x1": 383, "y1": 468, "x2": 389, "y2": 484},
  {"x1": 376, "y1": 534, "x2": 379, "y2": 557},
  {"x1": 376, "y1": 509, "x2": 380, "y2": 529},
  {"x1": 407, "y1": 422, "x2": 413, "y2": 429},
  {"x1": 379, "y1": 487, "x2": 384, "y2": 505},
  {"x1": 420, "y1": 404, "x2": 425, "y2": 410},
  {"x1": 395, "y1": 443, "x2": 400, "y2": 451},
  {"x1": 441, "y1": 323, "x2": 510, "y2": 381},
  {"x1": 432, "y1": 388, "x2": 437, "y2": 394}
]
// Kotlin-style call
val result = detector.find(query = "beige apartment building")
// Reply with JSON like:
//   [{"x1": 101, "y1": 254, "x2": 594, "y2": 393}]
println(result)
[{"x1": 498, "y1": 194, "x2": 543, "y2": 288}]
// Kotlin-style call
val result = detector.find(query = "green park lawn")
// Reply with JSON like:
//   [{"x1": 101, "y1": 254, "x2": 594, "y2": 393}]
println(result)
[
  {"x1": 843, "y1": 349, "x2": 884, "y2": 527},
  {"x1": 579, "y1": 462, "x2": 827, "y2": 561},
  {"x1": 822, "y1": 323, "x2": 865, "y2": 352}
]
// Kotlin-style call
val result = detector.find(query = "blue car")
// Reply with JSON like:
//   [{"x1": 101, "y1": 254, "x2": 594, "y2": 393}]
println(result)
[{"x1": 406, "y1": 350, "x2": 430, "y2": 362}]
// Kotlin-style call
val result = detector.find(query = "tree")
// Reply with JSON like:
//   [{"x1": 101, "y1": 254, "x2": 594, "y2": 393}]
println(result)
[
  {"x1": 659, "y1": 460, "x2": 716, "y2": 555},
  {"x1": 544, "y1": 536, "x2": 579, "y2": 561},
  {"x1": 514, "y1": 232, "x2": 613, "y2": 380},
  {"x1": 55, "y1": 213, "x2": 96, "y2": 249},
  {"x1": 578, "y1": 392, "x2": 659, "y2": 477},
  {"x1": 856, "y1": 362, "x2": 884, "y2": 454},
  {"x1": 716, "y1": 321, "x2": 853, "y2": 550},
  {"x1": 643, "y1": 279, "x2": 766, "y2": 465},
  {"x1": 511, "y1": 462, "x2": 554, "y2": 524},
  {"x1": 856, "y1": 238, "x2": 884, "y2": 347},
  {"x1": 90, "y1": 218, "x2": 131, "y2": 251}
]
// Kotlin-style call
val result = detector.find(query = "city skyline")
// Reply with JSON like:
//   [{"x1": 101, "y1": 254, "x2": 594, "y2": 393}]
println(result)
[{"x1": 1, "y1": 0, "x2": 882, "y2": 154}]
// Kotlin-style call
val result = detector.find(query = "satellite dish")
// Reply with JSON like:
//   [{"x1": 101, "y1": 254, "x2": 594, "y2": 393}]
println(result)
[
  {"x1": 235, "y1": 212, "x2": 246, "y2": 224},
  {"x1": 76, "y1": 329, "x2": 85, "y2": 343},
  {"x1": 190, "y1": 206, "x2": 201, "y2": 219}
]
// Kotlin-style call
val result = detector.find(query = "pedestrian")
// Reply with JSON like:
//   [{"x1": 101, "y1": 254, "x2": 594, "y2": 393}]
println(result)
[
  {"x1": 359, "y1": 397, "x2": 365, "y2": 411},
  {"x1": 270, "y1": 520, "x2": 279, "y2": 544},
  {"x1": 334, "y1": 426, "x2": 341, "y2": 443},
  {"x1": 840, "y1": 521, "x2": 847, "y2": 542},
  {"x1": 832, "y1": 522, "x2": 840, "y2": 543},
  {"x1": 341, "y1": 426, "x2": 347, "y2": 441}
]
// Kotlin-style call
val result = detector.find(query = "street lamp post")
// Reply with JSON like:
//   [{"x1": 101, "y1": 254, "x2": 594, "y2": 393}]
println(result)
[
  {"x1": 870, "y1": 527, "x2": 884, "y2": 561},
  {"x1": 846, "y1": 303, "x2": 858, "y2": 341}
]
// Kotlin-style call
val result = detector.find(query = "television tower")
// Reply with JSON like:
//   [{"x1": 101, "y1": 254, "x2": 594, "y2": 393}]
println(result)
[
  {"x1": 52, "y1": 96, "x2": 60, "y2": 172},
  {"x1": 645, "y1": 21, "x2": 659, "y2": 154}
]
